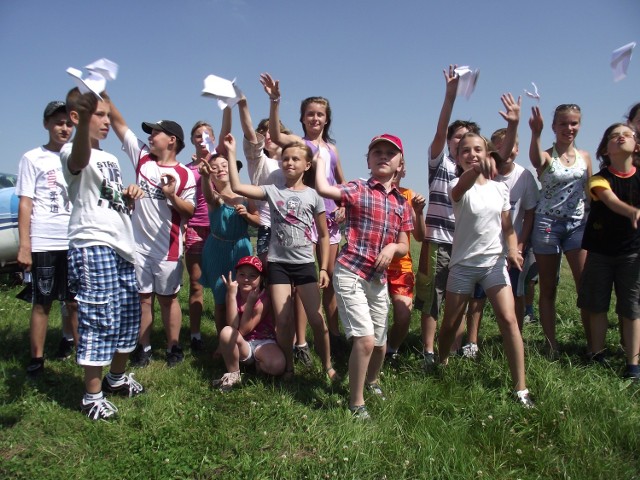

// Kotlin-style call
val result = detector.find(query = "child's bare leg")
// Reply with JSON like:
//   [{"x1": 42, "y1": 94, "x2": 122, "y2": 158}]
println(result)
[
  {"x1": 487, "y1": 285, "x2": 526, "y2": 391},
  {"x1": 565, "y1": 248, "x2": 590, "y2": 351},
  {"x1": 319, "y1": 243, "x2": 340, "y2": 336},
  {"x1": 465, "y1": 297, "x2": 486, "y2": 345},
  {"x1": 185, "y1": 253, "x2": 204, "y2": 336},
  {"x1": 63, "y1": 301, "x2": 79, "y2": 345},
  {"x1": 29, "y1": 303, "x2": 52, "y2": 358},
  {"x1": 535, "y1": 253, "x2": 561, "y2": 351},
  {"x1": 270, "y1": 284, "x2": 295, "y2": 372},
  {"x1": 255, "y1": 343, "x2": 286, "y2": 376},
  {"x1": 111, "y1": 351, "x2": 130, "y2": 374},
  {"x1": 349, "y1": 335, "x2": 374, "y2": 407},
  {"x1": 387, "y1": 294, "x2": 411, "y2": 352},
  {"x1": 214, "y1": 304, "x2": 227, "y2": 336},
  {"x1": 297, "y1": 283, "x2": 333, "y2": 373},
  {"x1": 84, "y1": 365, "x2": 103, "y2": 393},
  {"x1": 438, "y1": 292, "x2": 470, "y2": 365},
  {"x1": 589, "y1": 312, "x2": 608, "y2": 354},
  {"x1": 218, "y1": 326, "x2": 242, "y2": 372},
  {"x1": 622, "y1": 317, "x2": 640, "y2": 366},
  {"x1": 158, "y1": 294, "x2": 181, "y2": 349},
  {"x1": 293, "y1": 288, "x2": 308, "y2": 346},
  {"x1": 138, "y1": 293, "x2": 154, "y2": 346},
  {"x1": 366, "y1": 345, "x2": 386, "y2": 385}
]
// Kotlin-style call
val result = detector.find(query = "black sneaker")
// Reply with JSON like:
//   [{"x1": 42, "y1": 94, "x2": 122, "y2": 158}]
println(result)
[
  {"x1": 385, "y1": 351, "x2": 400, "y2": 369},
  {"x1": 349, "y1": 404, "x2": 371, "y2": 420},
  {"x1": 81, "y1": 397, "x2": 118, "y2": 421},
  {"x1": 293, "y1": 344, "x2": 312, "y2": 367},
  {"x1": 55, "y1": 338, "x2": 75, "y2": 360},
  {"x1": 26, "y1": 357, "x2": 44, "y2": 377},
  {"x1": 102, "y1": 373, "x2": 145, "y2": 397},
  {"x1": 190, "y1": 337, "x2": 205, "y2": 352},
  {"x1": 130, "y1": 344, "x2": 152, "y2": 368},
  {"x1": 166, "y1": 345, "x2": 184, "y2": 367},
  {"x1": 623, "y1": 368, "x2": 640, "y2": 382}
]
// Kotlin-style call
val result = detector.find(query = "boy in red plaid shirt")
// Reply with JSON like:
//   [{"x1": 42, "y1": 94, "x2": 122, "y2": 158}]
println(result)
[{"x1": 315, "y1": 134, "x2": 413, "y2": 419}]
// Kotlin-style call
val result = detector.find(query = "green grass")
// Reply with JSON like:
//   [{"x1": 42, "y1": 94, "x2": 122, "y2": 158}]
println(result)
[{"x1": 1, "y1": 244, "x2": 639, "y2": 479}]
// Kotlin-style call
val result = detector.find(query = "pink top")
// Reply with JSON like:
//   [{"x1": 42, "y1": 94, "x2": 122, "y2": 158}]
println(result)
[
  {"x1": 186, "y1": 159, "x2": 210, "y2": 227},
  {"x1": 237, "y1": 290, "x2": 276, "y2": 341}
]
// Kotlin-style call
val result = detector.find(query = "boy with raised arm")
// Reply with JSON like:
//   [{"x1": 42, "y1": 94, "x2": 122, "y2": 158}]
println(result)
[
  {"x1": 315, "y1": 134, "x2": 413, "y2": 419},
  {"x1": 61, "y1": 89, "x2": 145, "y2": 420},
  {"x1": 110, "y1": 105, "x2": 196, "y2": 368}
]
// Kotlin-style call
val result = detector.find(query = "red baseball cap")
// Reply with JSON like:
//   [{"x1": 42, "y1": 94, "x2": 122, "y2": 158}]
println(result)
[
  {"x1": 368, "y1": 133, "x2": 404, "y2": 155},
  {"x1": 234, "y1": 256, "x2": 263, "y2": 273}
]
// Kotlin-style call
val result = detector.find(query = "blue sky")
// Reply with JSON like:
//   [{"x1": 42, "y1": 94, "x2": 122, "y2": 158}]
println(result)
[{"x1": 1, "y1": 0, "x2": 638, "y2": 194}]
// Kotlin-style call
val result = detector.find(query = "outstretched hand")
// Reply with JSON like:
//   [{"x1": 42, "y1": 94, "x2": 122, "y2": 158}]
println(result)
[
  {"x1": 472, "y1": 153, "x2": 498, "y2": 180},
  {"x1": 498, "y1": 93, "x2": 521, "y2": 124},
  {"x1": 260, "y1": 73, "x2": 280, "y2": 100},
  {"x1": 220, "y1": 271, "x2": 238, "y2": 295},
  {"x1": 443, "y1": 64, "x2": 460, "y2": 96},
  {"x1": 529, "y1": 106, "x2": 544, "y2": 135}
]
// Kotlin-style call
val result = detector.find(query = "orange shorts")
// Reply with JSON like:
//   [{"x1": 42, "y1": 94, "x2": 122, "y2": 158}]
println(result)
[{"x1": 387, "y1": 270, "x2": 415, "y2": 298}]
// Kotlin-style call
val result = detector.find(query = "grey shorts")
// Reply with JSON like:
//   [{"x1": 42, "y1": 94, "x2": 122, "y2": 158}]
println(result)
[{"x1": 577, "y1": 251, "x2": 640, "y2": 319}]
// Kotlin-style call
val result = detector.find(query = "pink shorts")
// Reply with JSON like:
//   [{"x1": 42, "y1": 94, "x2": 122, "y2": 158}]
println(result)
[{"x1": 184, "y1": 225, "x2": 210, "y2": 255}]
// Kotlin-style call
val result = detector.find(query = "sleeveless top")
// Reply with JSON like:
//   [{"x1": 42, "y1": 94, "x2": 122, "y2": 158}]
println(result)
[
  {"x1": 536, "y1": 145, "x2": 588, "y2": 220},
  {"x1": 304, "y1": 139, "x2": 339, "y2": 220}
]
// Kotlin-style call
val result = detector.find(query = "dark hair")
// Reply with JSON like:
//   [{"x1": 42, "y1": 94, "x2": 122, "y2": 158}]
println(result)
[
  {"x1": 65, "y1": 87, "x2": 110, "y2": 115},
  {"x1": 552, "y1": 104, "x2": 581, "y2": 124},
  {"x1": 595, "y1": 123, "x2": 636, "y2": 169},
  {"x1": 627, "y1": 103, "x2": 640, "y2": 127},
  {"x1": 256, "y1": 118, "x2": 291, "y2": 136},
  {"x1": 447, "y1": 120, "x2": 480, "y2": 141},
  {"x1": 299, "y1": 97, "x2": 334, "y2": 144}
]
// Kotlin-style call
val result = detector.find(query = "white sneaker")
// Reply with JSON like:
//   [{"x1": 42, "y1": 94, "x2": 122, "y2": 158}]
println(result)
[
  {"x1": 212, "y1": 371, "x2": 242, "y2": 392},
  {"x1": 515, "y1": 389, "x2": 535, "y2": 409},
  {"x1": 461, "y1": 342, "x2": 479, "y2": 359},
  {"x1": 81, "y1": 397, "x2": 119, "y2": 420}
]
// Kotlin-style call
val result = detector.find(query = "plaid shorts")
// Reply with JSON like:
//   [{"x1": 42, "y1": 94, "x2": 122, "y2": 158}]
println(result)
[{"x1": 68, "y1": 246, "x2": 141, "y2": 366}]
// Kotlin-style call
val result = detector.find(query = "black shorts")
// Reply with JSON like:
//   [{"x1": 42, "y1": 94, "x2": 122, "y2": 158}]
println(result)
[
  {"x1": 267, "y1": 261, "x2": 317, "y2": 286},
  {"x1": 31, "y1": 250, "x2": 73, "y2": 305}
]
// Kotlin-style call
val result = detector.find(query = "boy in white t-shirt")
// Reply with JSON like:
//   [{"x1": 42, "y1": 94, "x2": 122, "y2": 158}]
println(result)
[
  {"x1": 61, "y1": 89, "x2": 145, "y2": 420},
  {"x1": 17, "y1": 101, "x2": 78, "y2": 376},
  {"x1": 110, "y1": 103, "x2": 196, "y2": 368}
]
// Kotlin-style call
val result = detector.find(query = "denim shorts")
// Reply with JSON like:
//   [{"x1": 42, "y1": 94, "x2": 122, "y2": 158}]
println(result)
[
  {"x1": 31, "y1": 250, "x2": 73, "y2": 305},
  {"x1": 531, "y1": 214, "x2": 586, "y2": 255},
  {"x1": 68, "y1": 246, "x2": 140, "y2": 366}
]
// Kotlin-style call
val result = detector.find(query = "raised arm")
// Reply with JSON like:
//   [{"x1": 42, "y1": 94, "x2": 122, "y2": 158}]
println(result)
[
  {"x1": 198, "y1": 156, "x2": 221, "y2": 208},
  {"x1": 237, "y1": 96, "x2": 258, "y2": 144},
  {"x1": 496, "y1": 93, "x2": 521, "y2": 162},
  {"x1": 529, "y1": 106, "x2": 549, "y2": 174},
  {"x1": 221, "y1": 272, "x2": 240, "y2": 329},
  {"x1": 260, "y1": 73, "x2": 301, "y2": 146},
  {"x1": 67, "y1": 92, "x2": 98, "y2": 173},
  {"x1": 314, "y1": 151, "x2": 341, "y2": 201},
  {"x1": 224, "y1": 134, "x2": 266, "y2": 200},
  {"x1": 108, "y1": 97, "x2": 129, "y2": 144},
  {"x1": 430, "y1": 65, "x2": 460, "y2": 160},
  {"x1": 218, "y1": 106, "x2": 232, "y2": 147},
  {"x1": 411, "y1": 193, "x2": 427, "y2": 242}
]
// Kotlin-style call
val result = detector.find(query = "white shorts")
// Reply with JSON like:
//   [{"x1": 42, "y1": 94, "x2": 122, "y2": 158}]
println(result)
[
  {"x1": 333, "y1": 262, "x2": 389, "y2": 346},
  {"x1": 447, "y1": 260, "x2": 510, "y2": 296},
  {"x1": 240, "y1": 338, "x2": 277, "y2": 364},
  {"x1": 135, "y1": 251, "x2": 183, "y2": 295}
]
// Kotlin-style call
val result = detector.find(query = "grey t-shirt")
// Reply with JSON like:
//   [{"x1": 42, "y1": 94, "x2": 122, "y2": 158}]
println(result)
[{"x1": 261, "y1": 184, "x2": 325, "y2": 264}]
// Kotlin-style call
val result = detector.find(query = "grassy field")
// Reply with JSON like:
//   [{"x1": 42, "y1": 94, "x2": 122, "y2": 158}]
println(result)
[{"x1": 0, "y1": 241, "x2": 638, "y2": 479}]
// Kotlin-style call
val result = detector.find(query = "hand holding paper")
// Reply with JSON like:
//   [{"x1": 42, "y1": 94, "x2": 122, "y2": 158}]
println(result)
[
  {"x1": 201, "y1": 130, "x2": 216, "y2": 154},
  {"x1": 66, "y1": 58, "x2": 118, "y2": 99},
  {"x1": 202, "y1": 74, "x2": 244, "y2": 110},
  {"x1": 454, "y1": 66, "x2": 480, "y2": 100}
]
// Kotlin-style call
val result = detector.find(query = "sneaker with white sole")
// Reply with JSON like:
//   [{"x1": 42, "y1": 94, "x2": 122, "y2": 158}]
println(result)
[
  {"x1": 515, "y1": 389, "x2": 535, "y2": 409},
  {"x1": 366, "y1": 382, "x2": 386, "y2": 400},
  {"x1": 55, "y1": 338, "x2": 75, "y2": 360},
  {"x1": 130, "y1": 344, "x2": 152, "y2": 368},
  {"x1": 81, "y1": 397, "x2": 119, "y2": 420},
  {"x1": 349, "y1": 404, "x2": 371, "y2": 420},
  {"x1": 102, "y1": 373, "x2": 145, "y2": 398},
  {"x1": 293, "y1": 344, "x2": 312, "y2": 367},
  {"x1": 422, "y1": 351, "x2": 436, "y2": 371},
  {"x1": 461, "y1": 342, "x2": 479, "y2": 359},
  {"x1": 212, "y1": 371, "x2": 242, "y2": 392},
  {"x1": 523, "y1": 313, "x2": 537, "y2": 324}
]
